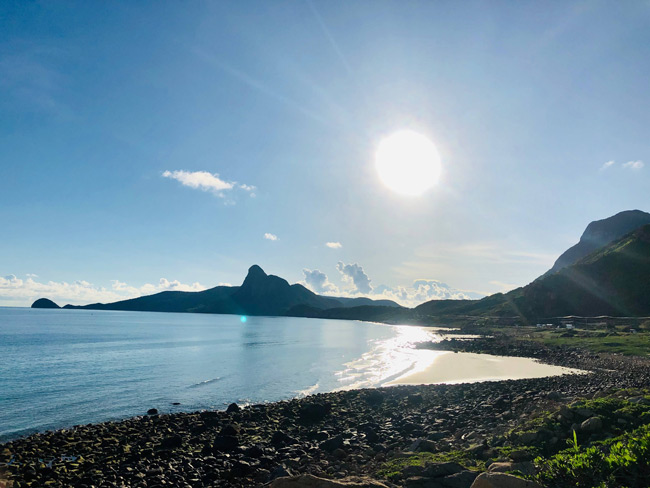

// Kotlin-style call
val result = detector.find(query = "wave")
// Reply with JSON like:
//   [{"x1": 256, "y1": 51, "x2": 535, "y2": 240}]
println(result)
[
  {"x1": 295, "y1": 382, "x2": 320, "y2": 398},
  {"x1": 334, "y1": 325, "x2": 439, "y2": 390},
  {"x1": 188, "y1": 377, "x2": 222, "y2": 388}
]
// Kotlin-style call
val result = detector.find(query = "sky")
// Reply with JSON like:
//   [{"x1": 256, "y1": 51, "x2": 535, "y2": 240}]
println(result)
[{"x1": 1, "y1": 0, "x2": 649, "y2": 307}]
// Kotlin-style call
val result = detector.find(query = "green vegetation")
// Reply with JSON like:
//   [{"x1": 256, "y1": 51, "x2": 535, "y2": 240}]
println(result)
[
  {"x1": 534, "y1": 424, "x2": 650, "y2": 487},
  {"x1": 377, "y1": 450, "x2": 485, "y2": 480},
  {"x1": 377, "y1": 390, "x2": 650, "y2": 487},
  {"x1": 525, "y1": 328, "x2": 650, "y2": 356}
]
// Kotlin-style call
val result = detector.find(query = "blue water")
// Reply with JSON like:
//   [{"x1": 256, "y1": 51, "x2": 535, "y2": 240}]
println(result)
[{"x1": 0, "y1": 307, "x2": 434, "y2": 442}]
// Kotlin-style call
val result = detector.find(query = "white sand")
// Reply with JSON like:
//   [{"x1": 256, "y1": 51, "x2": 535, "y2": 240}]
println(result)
[{"x1": 383, "y1": 351, "x2": 585, "y2": 386}]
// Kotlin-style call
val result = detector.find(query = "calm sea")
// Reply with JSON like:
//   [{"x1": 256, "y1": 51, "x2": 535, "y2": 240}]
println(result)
[{"x1": 0, "y1": 307, "x2": 435, "y2": 442}]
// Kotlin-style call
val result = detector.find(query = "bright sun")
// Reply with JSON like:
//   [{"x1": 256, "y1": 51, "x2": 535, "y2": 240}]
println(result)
[{"x1": 375, "y1": 130, "x2": 442, "y2": 196}]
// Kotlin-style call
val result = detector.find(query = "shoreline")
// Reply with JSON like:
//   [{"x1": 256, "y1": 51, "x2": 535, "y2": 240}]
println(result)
[
  {"x1": 3, "y1": 336, "x2": 650, "y2": 487},
  {"x1": 383, "y1": 351, "x2": 584, "y2": 386}
]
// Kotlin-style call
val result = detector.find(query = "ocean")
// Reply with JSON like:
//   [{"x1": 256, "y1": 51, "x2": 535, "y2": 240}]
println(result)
[{"x1": 0, "y1": 307, "x2": 435, "y2": 442}]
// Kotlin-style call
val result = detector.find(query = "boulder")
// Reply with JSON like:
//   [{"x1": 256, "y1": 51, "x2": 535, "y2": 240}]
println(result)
[
  {"x1": 299, "y1": 403, "x2": 331, "y2": 423},
  {"x1": 423, "y1": 462, "x2": 465, "y2": 478},
  {"x1": 440, "y1": 470, "x2": 478, "y2": 487},
  {"x1": 272, "y1": 431, "x2": 299, "y2": 446},
  {"x1": 220, "y1": 423, "x2": 240, "y2": 436},
  {"x1": 213, "y1": 435, "x2": 239, "y2": 451},
  {"x1": 470, "y1": 472, "x2": 543, "y2": 488},
  {"x1": 404, "y1": 477, "x2": 443, "y2": 488},
  {"x1": 159, "y1": 435, "x2": 183, "y2": 450},
  {"x1": 580, "y1": 416, "x2": 603, "y2": 434},
  {"x1": 226, "y1": 402, "x2": 240, "y2": 413},
  {"x1": 270, "y1": 474, "x2": 389, "y2": 487},
  {"x1": 488, "y1": 462, "x2": 536, "y2": 476},
  {"x1": 320, "y1": 435, "x2": 344, "y2": 452}
]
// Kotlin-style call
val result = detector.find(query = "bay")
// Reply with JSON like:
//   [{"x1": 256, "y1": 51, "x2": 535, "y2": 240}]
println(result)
[{"x1": 0, "y1": 307, "x2": 432, "y2": 441}]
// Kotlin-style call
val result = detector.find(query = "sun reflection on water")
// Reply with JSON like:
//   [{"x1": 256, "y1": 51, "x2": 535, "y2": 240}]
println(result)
[{"x1": 334, "y1": 325, "x2": 443, "y2": 390}]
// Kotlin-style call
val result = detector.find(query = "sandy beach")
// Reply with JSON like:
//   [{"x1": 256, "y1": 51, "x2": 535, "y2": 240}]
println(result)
[{"x1": 384, "y1": 351, "x2": 585, "y2": 386}]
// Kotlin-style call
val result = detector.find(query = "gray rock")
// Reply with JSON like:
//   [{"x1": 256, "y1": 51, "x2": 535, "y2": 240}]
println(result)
[
  {"x1": 405, "y1": 477, "x2": 444, "y2": 488},
  {"x1": 488, "y1": 462, "x2": 536, "y2": 476},
  {"x1": 226, "y1": 402, "x2": 240, "y2": 413},
  {"x1": 320, "y1": 435, "x2": 344, "y2": 452},
  {"x1": 440, "y1": 470, "x2": 478, "y2": 488},
  {"x1": 580, "y1": 416, "x2": 603, "y2": 433},
  {"x1": 423, "y1": 462, "x2": 465, "y2": 478},
  {"x1": 270, "y1": 474, "x2": 389, "y2": 487},
  {"x1": 470, "y1": 472, "x2": 543, "y2": 488},
  {"x1": 517, "y1": 432, "x2": 537, "y2": 444}
]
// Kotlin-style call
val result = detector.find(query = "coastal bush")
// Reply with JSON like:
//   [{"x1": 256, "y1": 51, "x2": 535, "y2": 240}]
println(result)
[{"x1": 534, "y1": 424, "x2": 650, "y2": 487}]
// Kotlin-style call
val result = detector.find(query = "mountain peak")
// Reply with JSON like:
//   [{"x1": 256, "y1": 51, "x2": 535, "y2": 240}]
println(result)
[
  {"x1": 550, "y1": 209, "x2": 650, "y2": 273},
  {"x1": 243, "y1": 264, "x2": 267, "y2": 282}
]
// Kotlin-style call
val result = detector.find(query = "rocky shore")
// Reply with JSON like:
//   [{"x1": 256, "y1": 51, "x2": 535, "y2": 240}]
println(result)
[{"x1": 2, "y1": 338, "x2": 649, "y2": 488}]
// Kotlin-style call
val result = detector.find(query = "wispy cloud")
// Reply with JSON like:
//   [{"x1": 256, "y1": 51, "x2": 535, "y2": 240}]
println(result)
[
  {"x1": 264, "y1": 233, "x2": 278, "y2": 241},
  {"x1": 623, "y1": 160, "x2": 644, "y2": 170},
  {"x1": 0, "y1": 274, "x2": 206, "y2": 307},
  {"x1": 162, "y1": 170, "x2": 255, "y2": 199},
  {"x1": 599, "y1": 160, "x2": 644, "y2": 172},
  {"x1": 600, "y1": 160, "x2": 616, "y2": 171},
  {"x1": 325, "y1": 242, "x2": 342, "y2": 249}
]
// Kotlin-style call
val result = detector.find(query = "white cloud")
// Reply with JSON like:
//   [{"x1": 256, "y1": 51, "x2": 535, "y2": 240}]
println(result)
[
  {"x1": 162, "y1": 170, "x2": 255, "y2": 199},
  {"x1": 325, "y1": 242, "x2": 342, "y2": 249},
  {"x1": 302, "y1": 269, "x2": 339, "y2": 294},
  {"x1": 623, "y1": 160, "x2": 644, "y2": 170},
  {"x1": 336, "y1": 262, "x2": 373, "y2": 294},
  {"x1": 264, "y1": 233, "x2": 278, "y2": 241},
  {"x1": 0, "y1": 274, "x2": 207, "y2": 307},
  {"x1": 600, "y1": 160, "x2": 615, "y2": 171},
  {"x1": 298, "y1": 265, "x2": 482, "y2": 307},
  {"x1": 373, "y1": 280, "x2": 483, "y2": 307}
]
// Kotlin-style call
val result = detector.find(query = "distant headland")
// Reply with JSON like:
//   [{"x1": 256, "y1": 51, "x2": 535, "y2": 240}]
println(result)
[{"x1": 33, "y1": 210, "x2": 650, "y2": 325}]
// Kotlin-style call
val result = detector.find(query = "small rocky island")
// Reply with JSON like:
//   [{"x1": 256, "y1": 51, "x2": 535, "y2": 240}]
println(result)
[{"x1": 30, "y1": 298, "x2": 60, "y2": 309}]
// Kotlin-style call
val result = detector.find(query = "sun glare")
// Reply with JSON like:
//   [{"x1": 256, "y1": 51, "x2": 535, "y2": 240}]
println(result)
[{"x1": 375, "y1": 130, "x2": 442, "y2": 196}]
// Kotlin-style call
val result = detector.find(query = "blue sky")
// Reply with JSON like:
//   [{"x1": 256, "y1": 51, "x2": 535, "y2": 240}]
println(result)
[{"x1": 1, "y1": 0, "x2": 649, "y2": 307}]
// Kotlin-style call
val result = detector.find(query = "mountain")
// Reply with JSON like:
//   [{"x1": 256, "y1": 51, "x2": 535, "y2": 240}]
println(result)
[
  {"x1": 32, "y1": 265, "x2": 399, "y2": 316},
  {"x1": 550, "y1": 210, "x2": 650, "y2": 273},
  {"x1": 331, "y1": 297, "x2": 402, "y2": 308},
  {"x1": 31, "y1": 298, "x2": 60, "y2": 309},
  {"x1": 416, "y1": 222, "x2": 650, "y2": 321}
]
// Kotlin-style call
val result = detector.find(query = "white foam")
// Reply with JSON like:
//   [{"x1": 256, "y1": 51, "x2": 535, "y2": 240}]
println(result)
[
  {"x1": 296, "y1": 382, "x2": 320, "y2": 398},
  {"x1": 334, "y1": 325, "x2": 440, "y2": 390}
]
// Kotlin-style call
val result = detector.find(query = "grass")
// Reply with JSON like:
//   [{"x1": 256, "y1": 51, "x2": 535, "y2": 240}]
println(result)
[
  {"x1": 518, "y1": 328, "x2": 650, "y2": 356},
  {"x1": 377, "y1": 450, "x2": 485, "y2": 480}
]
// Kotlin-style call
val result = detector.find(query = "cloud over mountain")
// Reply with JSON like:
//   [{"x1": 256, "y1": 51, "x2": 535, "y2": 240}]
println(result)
[
  {"x1": 0, "y1": 274, "x2": 206, "y2": 307},
  {"x1": 300, "y1": 263, "x2": 483, "y2": 307},
  {"x1": 302, "y1": 268, "x2": 338, "y2": 294},
  {"x1": 336, "y1": 262, "x2": 373, "y2": 294}
]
